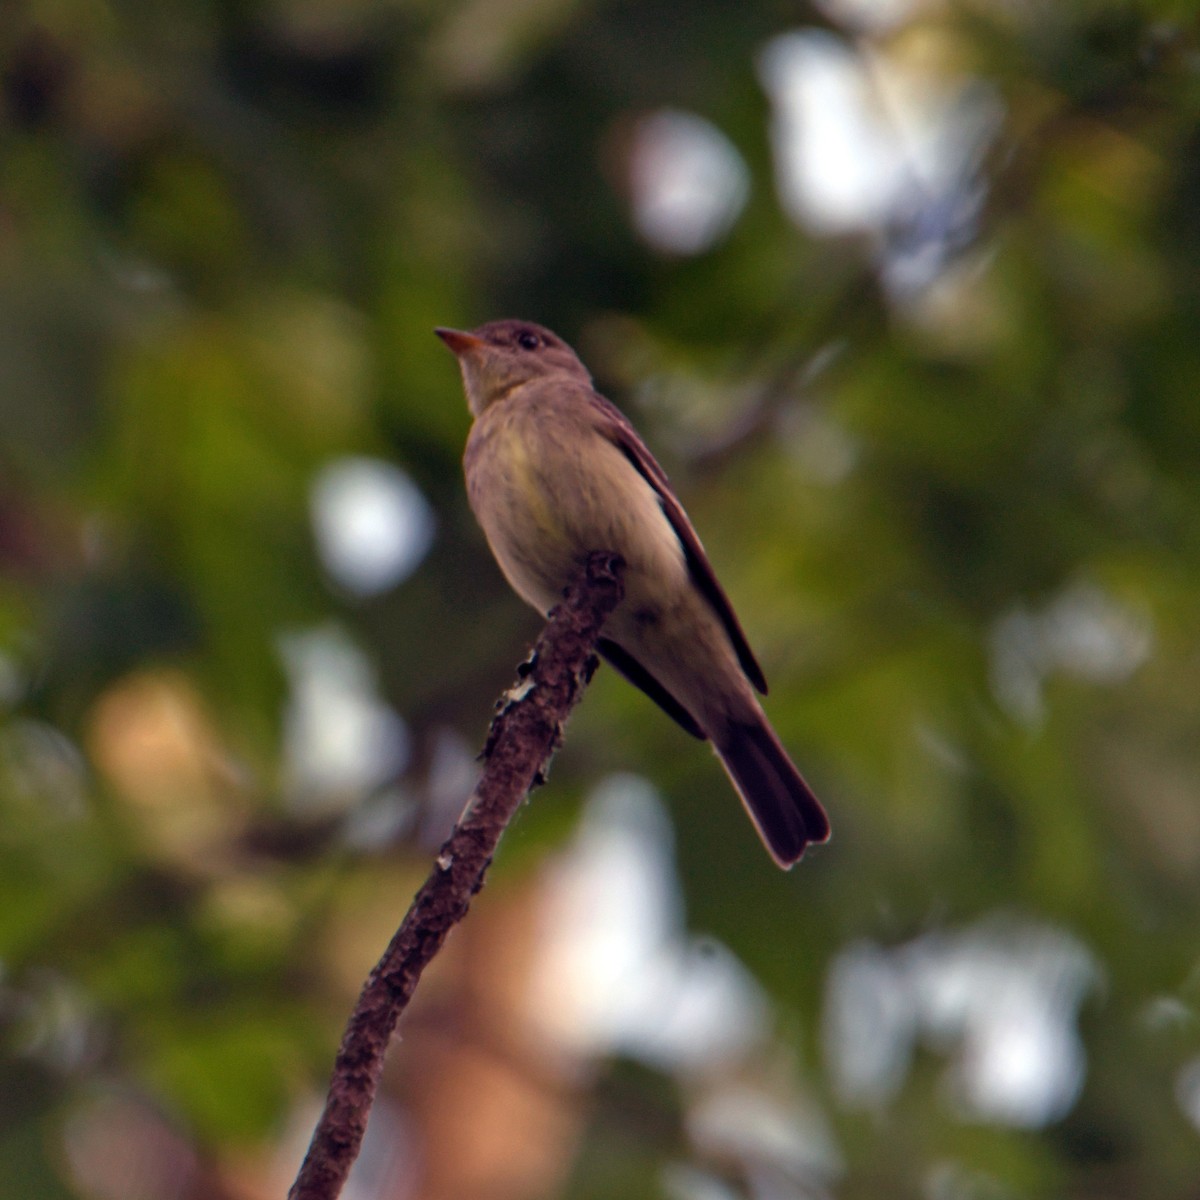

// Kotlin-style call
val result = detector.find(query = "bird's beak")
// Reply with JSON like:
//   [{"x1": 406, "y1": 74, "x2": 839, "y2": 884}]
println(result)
[{"x1": 434, "y1": 327, "x2": 486, "y2": 357}]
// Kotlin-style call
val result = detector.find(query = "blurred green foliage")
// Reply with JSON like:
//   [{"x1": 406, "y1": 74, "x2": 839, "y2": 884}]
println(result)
[{"x1": 2, "y1": 1, "x2": 1200, "y2": 1198}]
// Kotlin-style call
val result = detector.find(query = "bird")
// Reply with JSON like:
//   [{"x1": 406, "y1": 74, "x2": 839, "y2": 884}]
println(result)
[{"x1": 435, "y1": 318, "x2": 829, "y2": 868}]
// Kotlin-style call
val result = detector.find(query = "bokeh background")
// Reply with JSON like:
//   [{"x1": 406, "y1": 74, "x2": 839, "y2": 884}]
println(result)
[{"x1": 3, "y1": 1, "x2": 1200, "y2": 1197}]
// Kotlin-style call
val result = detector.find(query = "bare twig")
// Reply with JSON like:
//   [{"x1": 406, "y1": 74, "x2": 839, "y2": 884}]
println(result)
[{"x1": 287, "y1": 551, "x2": 626, "y2": 1200}]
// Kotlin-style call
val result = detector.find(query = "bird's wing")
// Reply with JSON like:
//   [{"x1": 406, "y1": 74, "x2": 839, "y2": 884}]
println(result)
[
  {"x1": 589, "y1": 390, "x2": 768, "y2": 695},
  {"x1": 596, "y1": 638, "x2": 707, "y2": 738}
]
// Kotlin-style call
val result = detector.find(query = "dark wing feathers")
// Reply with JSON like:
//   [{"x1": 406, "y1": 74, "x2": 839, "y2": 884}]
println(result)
[
  {"x1": 597, "y1": 638, "x2": 707, "y2": 739},
  {"x1": 589, "y1": 391, "x2": 769, "y2": 695}
]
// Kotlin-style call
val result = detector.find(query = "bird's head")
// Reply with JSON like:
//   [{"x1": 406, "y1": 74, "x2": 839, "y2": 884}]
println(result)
[{"x1": 435, "y1": 319, "x2": 590, "y2": 415}]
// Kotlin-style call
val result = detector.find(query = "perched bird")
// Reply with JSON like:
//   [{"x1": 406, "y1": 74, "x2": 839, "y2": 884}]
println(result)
[{"x1": 436, "y1": 319, "x2": 829, "y2": 868}]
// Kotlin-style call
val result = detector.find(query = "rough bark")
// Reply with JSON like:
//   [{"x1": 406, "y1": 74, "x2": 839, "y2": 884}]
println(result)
[{"x1": 288, "y1": 551, "x2": 625, "y2": 1200}]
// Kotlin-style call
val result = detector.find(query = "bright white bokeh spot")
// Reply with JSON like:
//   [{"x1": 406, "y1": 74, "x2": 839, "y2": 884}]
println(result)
[
  {"x1": 824, "y1": 918, "x2": 1100, "y2": 1127},
  {"x1": 816, "y1": 0, "x2": 919, "y2": 32},
  {"x1": 915, "y1": 925, "x2": 1096, "y2": 1126},
  {"x1": 629, "y1": 110, "x2": 750, "y2": 255},
  {"x1": 662, "y1": 1164, "x2": 742, "y2": 1200},
  {"x1": 824, "y1": 940, "x2": 917, "y2": 1106},
  {"x1": 989, "y1": 582, "x2": 1154, "y2": 725},
  {"x1": 531, "y1": 775, "x2": 768, "y2": 1070},
  {"x1": 1175, "y1": 1058, "x2": 1200, "y2": 1132},
  {"x1": 687, "y1": 1084, "x2": 842, "y2": 1181},
  {"x1": 278, "y1": 623, "x2": 409, "y2": 810},
  {"x1": 759, "y1": 31, "x2": 901, "y2": 233},
  {"x1": 1040, "y1": 582, "x2": 1154, "y2": 680},
  {"x1": 757, "y1": 29, "x2": 1001, "y2": 291},
  {"x1": 311, "y1": 457, "x2": 435, "y2": 597}
]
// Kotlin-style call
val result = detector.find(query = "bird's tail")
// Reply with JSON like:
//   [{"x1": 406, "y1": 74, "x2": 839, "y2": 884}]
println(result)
[{"x1": 713, "y1": 712, "x2": 830, "y2": 869}]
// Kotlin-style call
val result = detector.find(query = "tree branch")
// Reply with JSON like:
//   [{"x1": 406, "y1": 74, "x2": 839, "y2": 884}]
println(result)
[{"x1": 287, "y1": 551, "x2": 626, "y2": 1200}]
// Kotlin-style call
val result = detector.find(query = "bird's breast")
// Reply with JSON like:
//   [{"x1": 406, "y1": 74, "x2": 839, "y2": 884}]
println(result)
[{"x1": 465, "y1": 397, "x2": 687, "y2": 615}]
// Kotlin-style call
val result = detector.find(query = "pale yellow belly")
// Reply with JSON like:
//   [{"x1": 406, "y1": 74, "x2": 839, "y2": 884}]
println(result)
[{"x1": 467, "y1": 410, "x2": 688, "y2": 616}]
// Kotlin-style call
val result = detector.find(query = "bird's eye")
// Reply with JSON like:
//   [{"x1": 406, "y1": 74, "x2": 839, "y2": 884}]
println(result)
[{"x1": 516, "y1": 331, "x2": 540, "y2": 351}]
